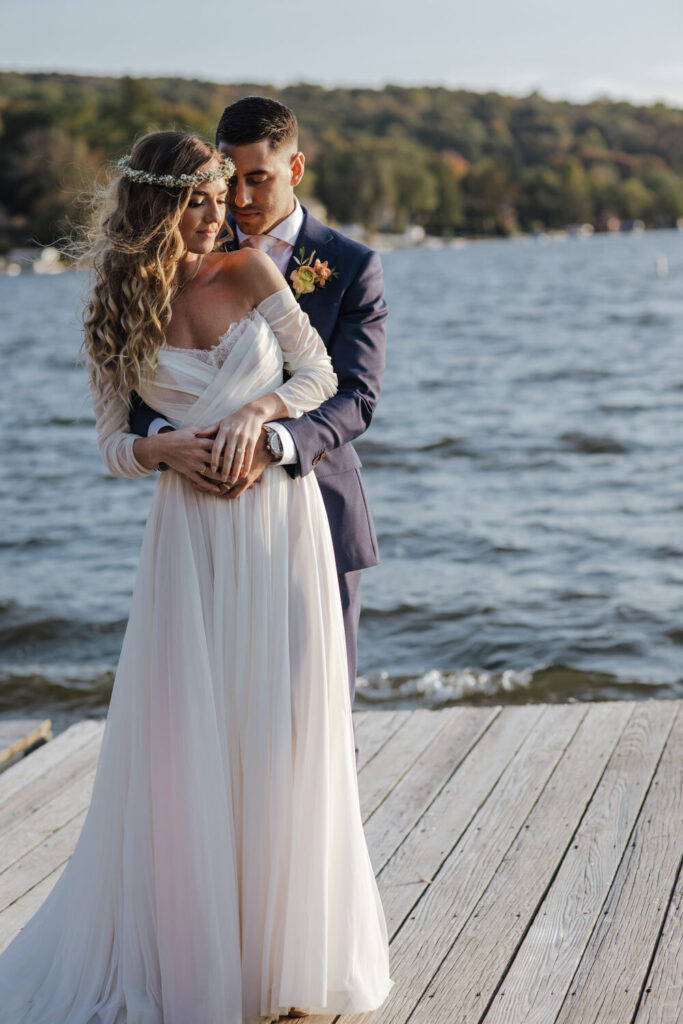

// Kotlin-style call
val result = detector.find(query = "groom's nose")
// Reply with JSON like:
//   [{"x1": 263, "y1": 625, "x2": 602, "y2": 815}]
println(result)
[{"x1": 232, "y1": 179, "x2": 253, "y2": 208}]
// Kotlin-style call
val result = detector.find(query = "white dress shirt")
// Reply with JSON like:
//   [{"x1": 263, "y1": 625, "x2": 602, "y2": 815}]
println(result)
[{"x1": 149, "y1": 199, "x2": 305, "y2": 465}]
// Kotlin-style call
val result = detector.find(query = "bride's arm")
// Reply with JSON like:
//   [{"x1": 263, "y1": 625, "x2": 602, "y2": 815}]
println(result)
[
  {"x1": 244, "y1": 249, "x2": 337, "y2": 416},
  {"x1": 87, "y1": 360, "x2": 167, "y2": 478},
  {"x1": 257, "y1": 286, "x2": 337, "y2": 417},
  {"x1": 88, "y1": 362, "x2": 226, "y2": 490}
]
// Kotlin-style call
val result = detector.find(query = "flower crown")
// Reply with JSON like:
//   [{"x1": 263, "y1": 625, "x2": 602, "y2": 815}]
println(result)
[{"x1": 116, "y1": 154, "x2": 236, "y2": 188}]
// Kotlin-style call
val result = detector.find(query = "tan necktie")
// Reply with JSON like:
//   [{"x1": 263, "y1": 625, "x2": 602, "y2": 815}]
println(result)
[
  {"x1": 240, "y1": 234, "x2": 279, "y2": 254},
  {"x1": 240, "y1": 234, "x2": 290, "y2": 273}
]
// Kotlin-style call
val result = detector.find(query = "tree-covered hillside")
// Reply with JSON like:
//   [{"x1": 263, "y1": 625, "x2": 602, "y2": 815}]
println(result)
[{"x1": 1, "y1": 72, "x2": 682, "y2": 245}]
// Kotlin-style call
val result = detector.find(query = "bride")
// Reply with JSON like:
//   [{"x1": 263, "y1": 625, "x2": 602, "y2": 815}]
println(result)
[{"x1": 0, "y1": 131, "x2": 393, "y2": 1024}]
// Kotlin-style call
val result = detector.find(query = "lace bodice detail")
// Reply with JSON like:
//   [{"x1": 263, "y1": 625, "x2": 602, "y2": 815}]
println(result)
[{"x1": 162, "y1": 310, "x2": 258, "y2": 370}]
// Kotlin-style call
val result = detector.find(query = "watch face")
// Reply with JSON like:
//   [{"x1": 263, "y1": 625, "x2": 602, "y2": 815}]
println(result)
[{"x1": 269, "y1": 430, "x2": 283, "y2": 457}]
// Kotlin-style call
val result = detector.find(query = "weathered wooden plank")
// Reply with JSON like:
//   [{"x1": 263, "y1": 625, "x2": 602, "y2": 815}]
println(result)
[
  {"x1": 554, "y1": 703, "x2": 682, "y2": 1024},
  {"x1": 483, "y1": 698, "x2": 677, "y2": 1024},
  {"x1": 0, "y1": 734, "x2": 103, "y2": 836},
  {"x1": 319, "y1": 703, "x2": 586, "y2": 1024},
  {"x1": 0, "y1": 767, "x2": 97, "y2": 889},
  {"x1": 632, "y1": 867, "x2": 683, "y2": 1024},
  {"x1": 405, "y1": 700, "x2": 633, "y2": 1024},
  {"x1": 606, "y1": 704, "x2": 679, "y2": 1024},
  {"x1": 356, "y1": 710, "x2": 413, "y2": 774},
  {"x1": 0, "y1": 720, "x2": 103, "y2": 808},
  {"x1": 0, "y1": 811, "x2": 86, "y2": 919},
  {"x1": 358, "y1": 708, "x2": 453, "y2": 821},
  {"x1": 363, "y1": 705, "x2": 500, "y2": 873},
  {"x1": 0, "y1": 858, "x2": 70, "y2": 954},
  {"x1": 376, "y1": 703, "x2": 545, "y2": 937}
]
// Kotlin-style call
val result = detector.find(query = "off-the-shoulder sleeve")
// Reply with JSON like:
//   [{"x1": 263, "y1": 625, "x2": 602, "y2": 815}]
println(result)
[
  {"x1": 256, "y1": 287, "x2": 338, "y2": 419},
  {"x1": 87, "y1": 359, "x2": 157, "y2": 478}
]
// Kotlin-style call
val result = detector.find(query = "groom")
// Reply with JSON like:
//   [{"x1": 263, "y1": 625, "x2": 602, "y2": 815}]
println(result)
[{"x1": 129, "y1": 96, "x2": 387, "y2": 733}]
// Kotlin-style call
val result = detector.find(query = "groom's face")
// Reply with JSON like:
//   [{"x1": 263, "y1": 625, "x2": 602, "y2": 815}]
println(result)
[{"x1": 218, "y1": 138, "x2": 304, "y2": 236}]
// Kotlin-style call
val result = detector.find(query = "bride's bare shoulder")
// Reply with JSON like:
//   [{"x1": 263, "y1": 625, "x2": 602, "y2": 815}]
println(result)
[{"x1": 212, "y1": 248, "x2": 285, "y2": 306}]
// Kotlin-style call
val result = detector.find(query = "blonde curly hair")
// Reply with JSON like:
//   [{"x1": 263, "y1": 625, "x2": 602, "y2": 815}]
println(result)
[{"x1": 81, "y1": 131, "x2": 227, "y2": 403}]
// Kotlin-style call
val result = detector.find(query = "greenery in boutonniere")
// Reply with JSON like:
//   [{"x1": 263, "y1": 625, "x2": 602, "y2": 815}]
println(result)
[{"x1": 290, "y1": 247, "x2": 339, "y2": 299}]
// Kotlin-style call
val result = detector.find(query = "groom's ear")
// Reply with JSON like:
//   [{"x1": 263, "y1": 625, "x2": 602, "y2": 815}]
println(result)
[{"x1": 290, "y1": 152, "x2": 305, "y2": 188}]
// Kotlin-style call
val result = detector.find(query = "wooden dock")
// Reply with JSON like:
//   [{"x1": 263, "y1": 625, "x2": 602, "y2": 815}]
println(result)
[
  {"x1": 0, "y1": 717, "x2": 51, "y2": 773},
  {"x1": 0, "y1": 700, "x2": 681, "y2": 1023}
]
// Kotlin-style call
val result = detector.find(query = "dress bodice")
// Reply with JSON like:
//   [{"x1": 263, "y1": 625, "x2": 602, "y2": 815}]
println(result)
[{"x1": 162, "y1": 309, "x2": 259, "y2": 370}]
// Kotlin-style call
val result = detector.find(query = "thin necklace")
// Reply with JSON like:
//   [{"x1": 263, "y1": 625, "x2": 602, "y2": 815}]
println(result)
[{"x1": 174, "y1": 255, "x2": 204, "y2": 297}]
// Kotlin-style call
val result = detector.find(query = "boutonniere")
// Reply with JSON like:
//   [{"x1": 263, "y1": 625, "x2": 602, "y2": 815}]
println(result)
[{"x1": 290, "y1": 247, "x2": 339, "y2": 299}]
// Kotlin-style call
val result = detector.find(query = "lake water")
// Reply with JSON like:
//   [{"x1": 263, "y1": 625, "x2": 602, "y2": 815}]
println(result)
[{"x1": 1, "y1": 229, "x2": 682, "y2": 735}]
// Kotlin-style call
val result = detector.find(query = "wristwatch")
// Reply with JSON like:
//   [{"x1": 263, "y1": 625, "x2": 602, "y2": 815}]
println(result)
[{"x1": 263, "y1": 426, "x2": 284, "y2": 462}]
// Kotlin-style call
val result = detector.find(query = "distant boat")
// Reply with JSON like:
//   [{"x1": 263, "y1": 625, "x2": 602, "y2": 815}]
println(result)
[
  {"x1": 619, "y1": 220, "x2": 645, "y2": 233},
  {"x1": 566, "y1": 223, "x2": 595, "y2": 238},
  {"x1": 4, "y1": 246, "x2": 67, "y2": 275}
]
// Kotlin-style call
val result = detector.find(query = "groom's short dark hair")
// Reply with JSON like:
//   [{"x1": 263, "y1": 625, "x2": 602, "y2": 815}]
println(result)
[{"x1": 216, "y1": 96, "x2": 298, "y2": 150}]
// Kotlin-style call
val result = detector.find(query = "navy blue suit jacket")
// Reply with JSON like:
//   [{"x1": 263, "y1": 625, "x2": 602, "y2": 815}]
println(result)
[{"x1": 128, "y1": 206, "x2": 387, "y2": 575}]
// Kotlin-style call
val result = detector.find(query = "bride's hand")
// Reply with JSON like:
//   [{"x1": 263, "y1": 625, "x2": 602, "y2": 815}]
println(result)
[
  {"x1": 196, "y1": 402, "x2": 269, "y2": 484},
  {"x1": 155, "y1": 426, "x2": 224, "y2": 494}
]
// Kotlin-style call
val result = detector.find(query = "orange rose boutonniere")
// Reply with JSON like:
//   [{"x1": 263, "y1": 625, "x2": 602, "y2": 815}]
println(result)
[{"x1": 290, "y1": 248, "x2": 339, "y2": 300}]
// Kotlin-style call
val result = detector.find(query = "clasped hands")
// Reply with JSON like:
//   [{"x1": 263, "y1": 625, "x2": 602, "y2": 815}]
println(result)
[{"x1": 155, "y1": 403, "x2": 276, "y2": 499}]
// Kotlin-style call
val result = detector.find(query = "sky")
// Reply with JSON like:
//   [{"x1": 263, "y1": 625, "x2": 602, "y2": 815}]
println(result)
[{"x1": 2, "y1": 0, "x2": 683, "y2": 108}]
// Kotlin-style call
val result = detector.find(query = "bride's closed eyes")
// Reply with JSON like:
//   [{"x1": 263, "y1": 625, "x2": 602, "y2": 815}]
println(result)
[{"x1": 189, "y1": 194, "x2": 227, "y2": 208}]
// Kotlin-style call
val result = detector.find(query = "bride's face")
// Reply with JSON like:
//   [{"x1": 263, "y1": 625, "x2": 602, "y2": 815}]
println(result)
[
  {"x1": 178, "y1": 165, "x2": 228, "y2": 254},
  {"x1": 218, "y1": 139, "x2": 304, "y2": 236}
]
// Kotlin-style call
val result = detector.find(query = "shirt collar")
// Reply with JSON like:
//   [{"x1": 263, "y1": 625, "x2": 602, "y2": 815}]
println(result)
[{"x1": 235, "y1": 197, "x2": 303, "y2": 247}]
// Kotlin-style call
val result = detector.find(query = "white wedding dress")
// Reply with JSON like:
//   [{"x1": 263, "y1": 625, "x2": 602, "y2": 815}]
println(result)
[{"x1": 0, "y1": 287, "x2": 393, "y2": 1023}]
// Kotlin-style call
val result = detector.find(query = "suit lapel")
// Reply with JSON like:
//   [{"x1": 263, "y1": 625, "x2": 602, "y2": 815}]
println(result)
[
  {"x1": 285, "y1": 208, "x2": 338, "y2": 319},
  {"x1": 285, "y1": 207, "x2": 335, "y2": 279},
  {"x1": 223, "y1": 207, "x2": 336, "y2": 316}
]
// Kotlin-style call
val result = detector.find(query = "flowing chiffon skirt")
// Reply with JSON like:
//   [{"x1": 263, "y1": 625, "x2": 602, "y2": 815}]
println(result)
[{"x1": 0, "y1": 305, "x2": 393, "y2": 1023}]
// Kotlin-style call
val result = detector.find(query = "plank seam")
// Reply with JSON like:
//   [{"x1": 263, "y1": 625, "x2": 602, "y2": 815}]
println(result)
[
  {"x1": 365, "y1": 707, "x2": 504, "y2": 873},
  {"x1": 357, "y1": 712, "x2": 414, "y2": 775},
  {"x1": 377, "y1": 704, "x2": 548, "y2": 948},
  {"x1": 0, "y1": 739, "x2": 103, "y2": 838},
  {"x1": 629, "y1": 851, "x2": 683, "y2": 1024},
  {"x1": 411, "y1": 703, "x2": 592, "y2": 1024},
  {"x1": 361, "y1": 711, "x2": 459, "y2": 822},
  {"x1": 1, "y1": 845, "x2": 76, "y2": 915},
  {"x1": 553, "y1": 701, "x2": 681, "y2": 1024},
  {"x1": 0, "y1": 780, "x2": 96, "y2": 880},
  {"x1": 476, "y1": 700, "x2": 667, "y2": 1024},
  {"x1": 471, "y1": 702, "x2": 636, "y2": 1024}
]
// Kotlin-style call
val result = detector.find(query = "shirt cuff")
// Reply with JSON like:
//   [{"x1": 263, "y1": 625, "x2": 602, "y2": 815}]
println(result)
[
  {"x1": 148, "y1": 417, "x2": 173, "y2": 437},
  {"x1": 265, "y1": 421, "x2": 297, "y2": 465}
]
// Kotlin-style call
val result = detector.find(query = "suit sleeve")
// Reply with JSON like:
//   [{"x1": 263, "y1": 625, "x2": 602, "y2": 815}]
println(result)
[
  {"x1": 271, "y1": 250, "x2": 387, "y2": 480},
  {"x1": 128, "y1": 391, "x2": 173, "y2": 437}
]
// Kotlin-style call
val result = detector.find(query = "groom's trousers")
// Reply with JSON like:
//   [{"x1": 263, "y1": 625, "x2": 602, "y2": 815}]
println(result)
[{"x1": 338, "y1": 568, "x2": 362, "y2": 762}]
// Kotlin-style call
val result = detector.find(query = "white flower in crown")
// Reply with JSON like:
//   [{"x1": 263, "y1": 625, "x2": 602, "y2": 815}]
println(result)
[{"x1": 116, "y1": 155, "x2": 235, "y2": 188}]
